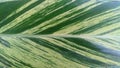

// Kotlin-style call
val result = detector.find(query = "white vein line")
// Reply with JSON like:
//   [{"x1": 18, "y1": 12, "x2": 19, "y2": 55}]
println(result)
[{"x1": 0, "y1": 34, "x2": 119, "y2": 38}]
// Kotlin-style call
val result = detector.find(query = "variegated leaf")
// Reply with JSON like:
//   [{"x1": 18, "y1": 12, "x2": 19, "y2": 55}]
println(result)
[{"x1": 0, "y1": 0, "x2": 120, "y2": 68}]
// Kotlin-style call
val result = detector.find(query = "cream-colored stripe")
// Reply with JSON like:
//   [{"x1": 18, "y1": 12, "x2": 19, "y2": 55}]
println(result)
[
  {"x1": 53, "y1": 7, "x2": 120, "y2": 34},
  {"x1": 0, "y1": 0, "x2": 58, "y2": 33},
  {"x1": 22, "y1": 0, "x2": 99, "y2": 34},
  {"x1": 41, "y1": 37, "x2": 120, "y2": 66},
  {"x1": 0, "y1": 0, "x2": 37, "y2": 23},
  {"x1": 82, "y1": 36, "x2": 120, "y2": 51}
]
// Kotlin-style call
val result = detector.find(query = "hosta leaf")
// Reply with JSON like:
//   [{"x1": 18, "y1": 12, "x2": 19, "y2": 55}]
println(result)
[{"x1": 0, "y1": 0, "x2": 120, "y2": 68}]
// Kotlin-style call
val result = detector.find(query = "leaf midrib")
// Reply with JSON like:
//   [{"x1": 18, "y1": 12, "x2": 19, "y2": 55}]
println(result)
[{"x1": 0, "y1": 34, "x2": 119, "y2": 38}]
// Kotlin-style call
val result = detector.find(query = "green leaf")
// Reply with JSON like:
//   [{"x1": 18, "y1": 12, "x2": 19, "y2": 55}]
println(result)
[{"x1": 0, "y1": 0, "x2": 120, "y2": 68}]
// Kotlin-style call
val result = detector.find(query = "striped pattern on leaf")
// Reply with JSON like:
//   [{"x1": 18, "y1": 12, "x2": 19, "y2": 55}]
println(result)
[{"x1": 0, "y1": 0, "x2": 120, "y2": 68}]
